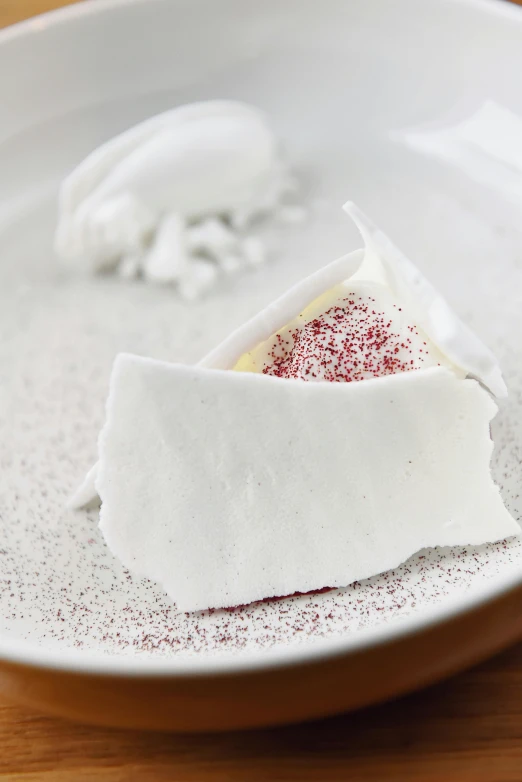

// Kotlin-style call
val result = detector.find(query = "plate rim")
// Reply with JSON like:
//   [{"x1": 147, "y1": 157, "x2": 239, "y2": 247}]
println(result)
[{"x1": 1, "y1": 0, "x2": 522, "y2": 47}]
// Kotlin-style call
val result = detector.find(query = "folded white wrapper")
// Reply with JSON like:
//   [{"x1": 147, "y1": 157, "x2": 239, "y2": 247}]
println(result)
[{"x1": 80, "y1": 203, "x2": 518, "y2": 611}]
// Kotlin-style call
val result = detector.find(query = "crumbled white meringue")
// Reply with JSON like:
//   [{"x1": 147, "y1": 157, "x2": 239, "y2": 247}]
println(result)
[{"x1": 55, "y1": 100, "x2": 300, "y2": 298}]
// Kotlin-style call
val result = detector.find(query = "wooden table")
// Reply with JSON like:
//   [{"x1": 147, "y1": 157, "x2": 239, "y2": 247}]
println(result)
[{"x1": 2, "y1": 0, "x2": 522, "y2": 779}]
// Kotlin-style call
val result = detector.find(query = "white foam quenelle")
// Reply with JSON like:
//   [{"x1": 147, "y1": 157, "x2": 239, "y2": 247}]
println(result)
[
  {"x1": 79, "y1": 204, "x2": 518, "y2": 611},
  {"x1": 55, "y1": 100, "x2": 293, "y2": 294}
]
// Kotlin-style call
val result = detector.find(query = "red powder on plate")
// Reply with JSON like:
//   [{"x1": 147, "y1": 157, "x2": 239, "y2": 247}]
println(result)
[{"x1": 224, "y1": 586, "x2": 334, "y2": 613}]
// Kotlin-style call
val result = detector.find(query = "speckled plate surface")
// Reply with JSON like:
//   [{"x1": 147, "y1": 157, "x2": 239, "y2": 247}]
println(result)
[{"x1": 0, "y1": 0, "x2": 522, "y2": 729}]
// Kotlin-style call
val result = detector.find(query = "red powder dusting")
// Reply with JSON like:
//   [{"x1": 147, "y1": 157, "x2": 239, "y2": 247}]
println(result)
[
  {"x1": 224, "y1": 586, "x2": 334, "y2": 613},
  {"x1": 262, "y1": 292, "x2": 432, "y2": 382}
]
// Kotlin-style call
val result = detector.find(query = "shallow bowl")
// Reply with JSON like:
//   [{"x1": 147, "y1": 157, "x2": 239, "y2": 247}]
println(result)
[{"x1": 1, "y1": 0, "x2": 522, "y2": 730}]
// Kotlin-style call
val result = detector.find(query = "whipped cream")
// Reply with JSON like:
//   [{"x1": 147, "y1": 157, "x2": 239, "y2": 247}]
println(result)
[
  {"x1": 55, "y1": 100, "x2": 299, "y2": 299},
  {"x1": 233, "y1": 281, "x2": 453, "y2": 381},
  {"x1": 71, "y1": 204, "x2": 518, "y2": 612}
]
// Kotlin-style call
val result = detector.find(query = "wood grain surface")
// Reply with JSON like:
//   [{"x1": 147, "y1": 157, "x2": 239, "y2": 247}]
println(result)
[{"x1": 2, "y1": 0, "x2": 522, "y2": 779}]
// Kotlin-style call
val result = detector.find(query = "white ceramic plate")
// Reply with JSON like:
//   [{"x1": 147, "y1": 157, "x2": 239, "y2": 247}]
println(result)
[{"x1": 1, "y1": 0, "x2": 521, "y2": 687}]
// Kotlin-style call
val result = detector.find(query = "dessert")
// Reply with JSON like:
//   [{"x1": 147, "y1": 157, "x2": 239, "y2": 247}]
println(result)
[
  {"x1": 55, "y1": 100, "x2": 298, "y2": 299},
  {"x1": 76, "y1": 204, "x2": 518, "y2": 611}
]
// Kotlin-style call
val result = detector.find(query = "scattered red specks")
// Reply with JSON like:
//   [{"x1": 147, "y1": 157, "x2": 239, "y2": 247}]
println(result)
[
  {"x1": 224, "y1": 586, "x2": 335, "y2": 613},
  {"x1": 262, "y1": 293, "x2": 432, "y2": 382}
]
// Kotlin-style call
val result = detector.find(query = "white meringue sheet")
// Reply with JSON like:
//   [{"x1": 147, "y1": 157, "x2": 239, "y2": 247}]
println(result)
[
  {"x1": 73, "y1": 203, "x2": 507, "y2": 509},
  {"x1": 456, "y1": 101, "x2": 522, "y2": 173},
  {"x1": 395, "y1": 101, "x2": 522, "y2": 213},
  {"x1": 201, "y1": 204, "x2": 505, "y2": 397},
  {"x1": 97, "y1": 354, "x2": 518, "y2": 612},
  {"x1": 344, "y1": 203, "x2": 507, "y2": 397},
  {"x1": 67, "y1": 463, "x2": 99, "y2": 510}
]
